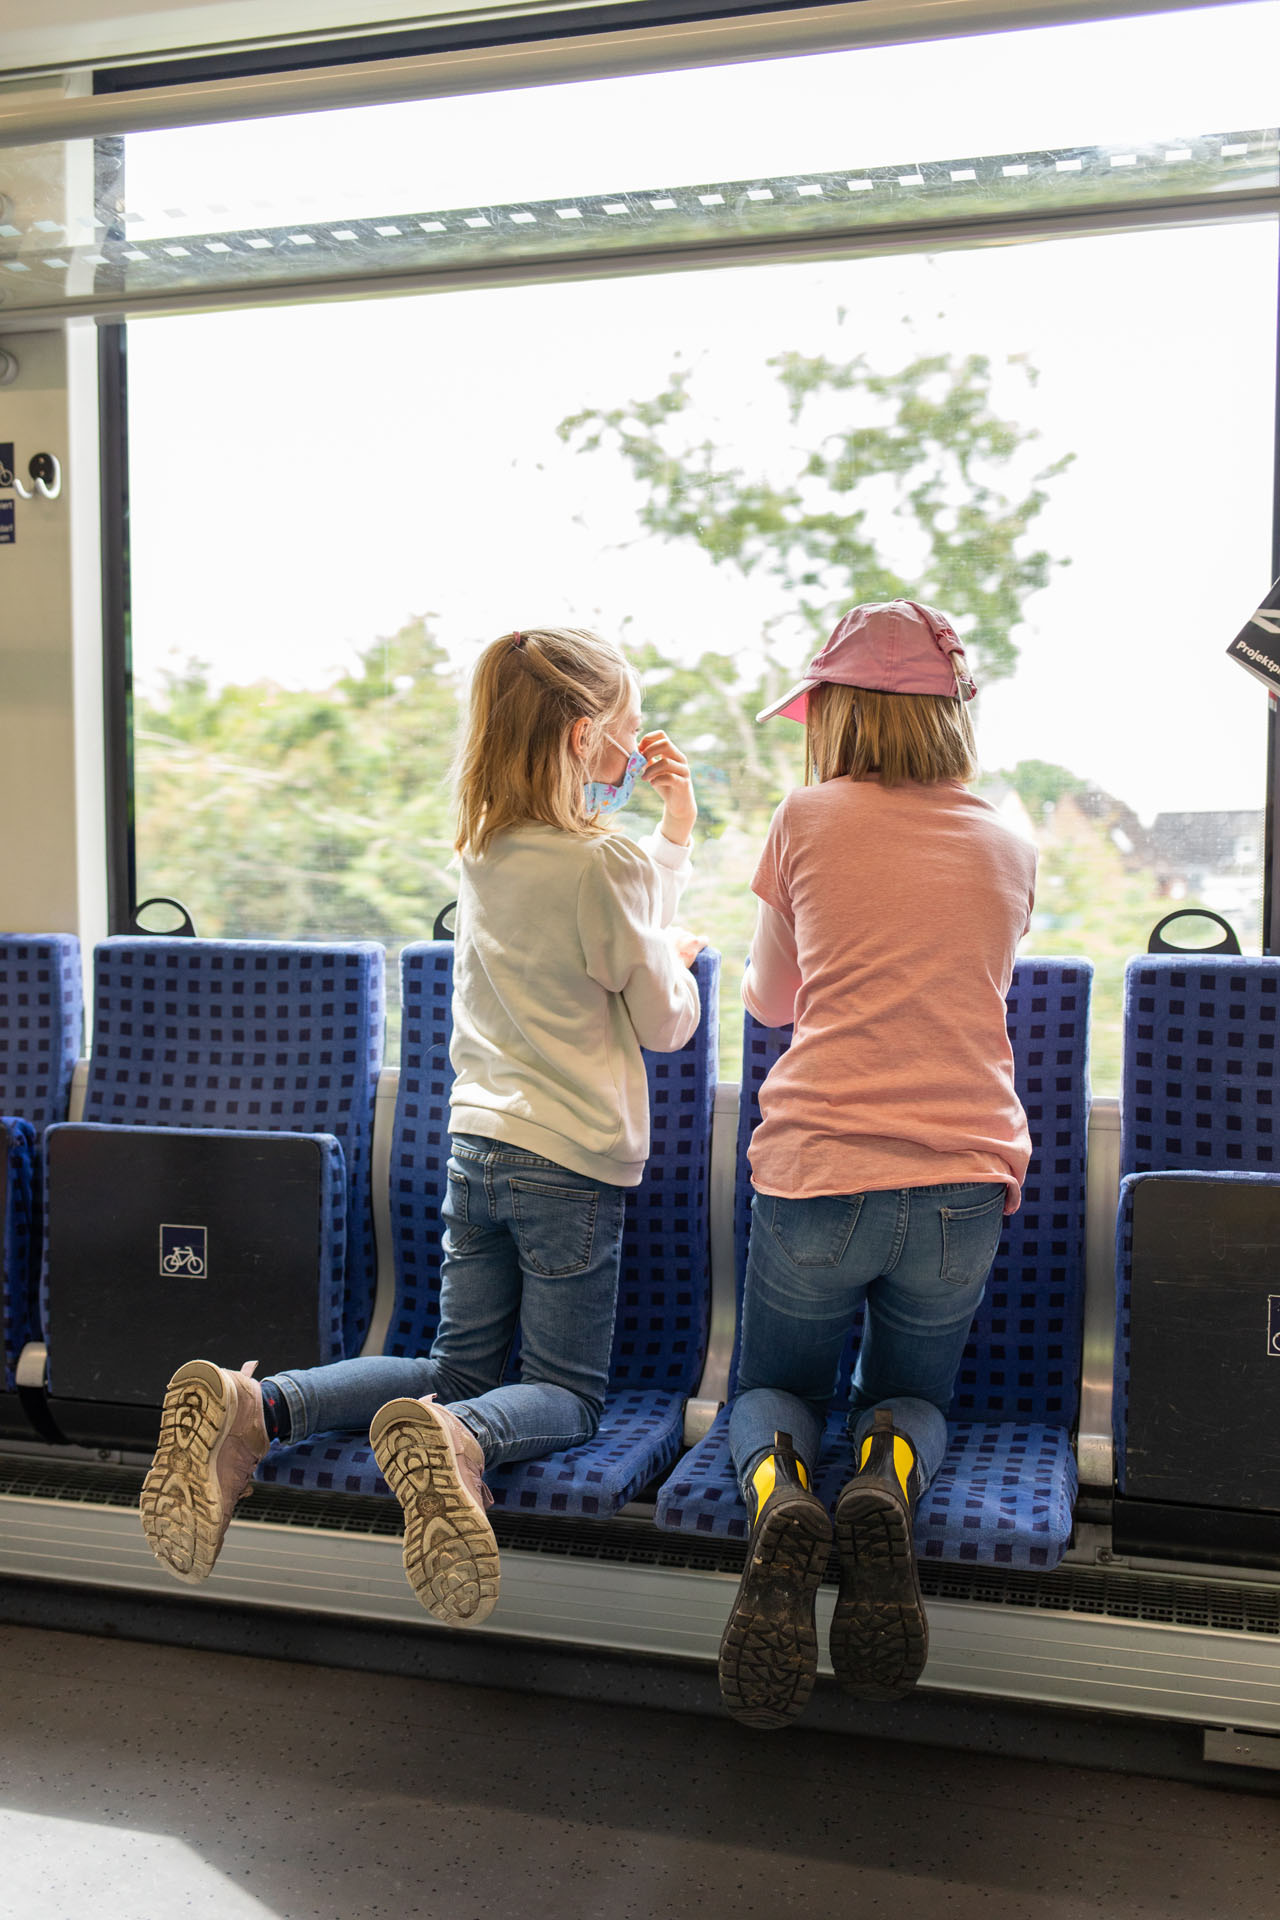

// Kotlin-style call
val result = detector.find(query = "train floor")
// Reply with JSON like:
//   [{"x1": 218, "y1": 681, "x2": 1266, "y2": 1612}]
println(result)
[{"x1": 2, "y1": 1619, "x2": 1278, "y2": 1920}]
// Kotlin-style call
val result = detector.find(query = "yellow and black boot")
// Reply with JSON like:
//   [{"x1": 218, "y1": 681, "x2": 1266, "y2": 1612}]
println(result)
[
  {"x1": 830, "y1": 1408, "x2": 927, "y2": 1700},
  {"x1": 718, "y1": 1432, "x2": 833, "y2": 1730}
]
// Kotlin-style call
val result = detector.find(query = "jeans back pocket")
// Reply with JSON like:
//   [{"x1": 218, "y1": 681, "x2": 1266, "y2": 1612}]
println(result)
[
  {"x1": 938, "y1": 1188, "x2": 1005, "y2": 1286},
  {"x1": 762, "y1": 1192, "x2": 864, "y2": 1268},
  {"x1": 443, "y1": 1165, "x2": 483, "y2": 1254},
  {"x1": 509, "y1": 1177, "x2": 600, "y2": 1278}
]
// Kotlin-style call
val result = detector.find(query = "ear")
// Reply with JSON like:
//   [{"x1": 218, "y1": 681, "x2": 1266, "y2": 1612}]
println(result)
[{"x1": 570, "y1": 716, "x2": 591, "y2": 761}]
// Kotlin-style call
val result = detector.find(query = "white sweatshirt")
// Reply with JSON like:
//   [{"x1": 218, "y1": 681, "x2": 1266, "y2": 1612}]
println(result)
[{"x1": 449, "y1": 824, "x2": 700, "y2": 1187}]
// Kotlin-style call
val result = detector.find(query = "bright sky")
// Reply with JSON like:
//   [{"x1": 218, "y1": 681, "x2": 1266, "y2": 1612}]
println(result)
[{"x1": 125, "y1": 2, "x2": 1280, "y2": 824}]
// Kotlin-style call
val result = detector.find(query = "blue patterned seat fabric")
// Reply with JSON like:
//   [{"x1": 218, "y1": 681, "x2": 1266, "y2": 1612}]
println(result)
[
  {"x1": 1113, "y1": 956, "x2": 1280, "y2": 1491},
  {"x1": 656, "y1": 960, "x2": 1092, "y2": 1570},
  {"x1": 42, "y1": 939, "x2": 384, "y2": 1362},
  {"x1": 262, "y1": 941, "x2": 720, "y2": 1515},
  {"x1": 1, "y1": 935, "x2": 83, "y2": 1387}
]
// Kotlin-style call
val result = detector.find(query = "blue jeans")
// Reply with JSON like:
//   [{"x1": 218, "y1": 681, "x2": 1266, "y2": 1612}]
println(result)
[
  {"x1": 270, "y1": 1135, "x2": 626, "y2": 1468},
  {"x1": 729, "y1": 1183, "x2": 1005, "y2": 1498}
]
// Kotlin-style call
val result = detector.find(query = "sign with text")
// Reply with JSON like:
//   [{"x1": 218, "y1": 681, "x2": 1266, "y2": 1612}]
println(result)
[
  {"x1": 0, "y1": 500, "x2": 13, "y2": 546},
  {"x1": 1227, "y1": 576, "x2": 1280, "y2": 695}
]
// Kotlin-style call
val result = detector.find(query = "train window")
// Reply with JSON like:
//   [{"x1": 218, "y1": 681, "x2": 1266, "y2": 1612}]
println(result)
[{"x1": 110, "y1": 3, "x2": 1280, "y2": 1079}]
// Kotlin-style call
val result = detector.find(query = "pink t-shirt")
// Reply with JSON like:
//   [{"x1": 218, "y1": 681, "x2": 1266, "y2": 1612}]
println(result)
[{"x1": 746, "y1": 778, "x2": 1037, "y2": 1213}]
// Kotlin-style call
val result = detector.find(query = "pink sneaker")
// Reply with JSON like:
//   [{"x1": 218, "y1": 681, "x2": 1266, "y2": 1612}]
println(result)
[
  {"x1": 139, "y1": 1359, "x2": 268, "y2": 1584},
  {"x1": 369, "y1": 1396, "x2": 499, "y2": 1626}
]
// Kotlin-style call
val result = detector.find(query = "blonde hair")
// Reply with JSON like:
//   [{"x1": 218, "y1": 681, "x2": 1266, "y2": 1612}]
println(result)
[
  {"x1": 454, "y1": 626, "x2": 634, "y2": 857},
  {"x1": 805, "y1": 664, "x2": 977, "y2": 787}
]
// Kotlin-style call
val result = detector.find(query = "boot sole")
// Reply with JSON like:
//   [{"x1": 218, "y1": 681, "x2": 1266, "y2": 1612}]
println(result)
[
  {"x1": 139, "y1": 1359, "x2": 239, "y2": 1585},
  {"x1": 718, "y1": 1495, "x2": 833, "y2": 1730},
  {"x1": 830, "y1": 1481, "x2": 928, "y2": 1700},
  {"x1": 369, "y1": 1399, "x2": 500, "y2": 1627}
]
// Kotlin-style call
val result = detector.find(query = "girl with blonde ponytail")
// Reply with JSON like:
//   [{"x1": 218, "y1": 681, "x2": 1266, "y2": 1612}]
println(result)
[{"x1": 141, "y1": 624, "x2": 704, "y2": 1634}]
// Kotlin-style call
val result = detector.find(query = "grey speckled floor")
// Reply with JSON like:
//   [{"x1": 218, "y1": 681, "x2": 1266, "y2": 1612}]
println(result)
[{"x1": 2, "y1": 1622, "x2": 1278, "y2": 1920}]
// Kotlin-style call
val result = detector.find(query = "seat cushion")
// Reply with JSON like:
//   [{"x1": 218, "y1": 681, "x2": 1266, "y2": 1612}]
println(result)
[
  {"x1": 259, "y1": 1387, "x2": 686, "y2": 1518},
  {"x1": 656, "y1": 1407, "x2": 1077, "y2": 1569},
  {"x1": 488, "y1": 1389, "x2": 686, "y2": 1517}
]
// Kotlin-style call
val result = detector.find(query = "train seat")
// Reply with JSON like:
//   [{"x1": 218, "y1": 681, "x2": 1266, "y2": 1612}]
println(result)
[
  {"x1": 1113, "y1": 957, "x2": 1280, "y2": 1563},
  {"x1": 0, "y1": 934, "x2": 82, "y2": 1388},
  {"x1": 261, "y1": 941, "x2": 720, "y2": 1517},
  {"x1": 655, "y1": 960, "x2": 1093, "y2": 1570},
  {"x1": 34, "y1": 939, "x2": 383, "y2": 1444}
]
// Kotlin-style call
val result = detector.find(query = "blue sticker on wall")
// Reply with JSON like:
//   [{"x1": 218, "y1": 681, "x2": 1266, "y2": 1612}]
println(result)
[
  {"x1": 0, "y1": 444, "x2": 14, "y2": 489},
  {"x1": 1270, "y1": 1295, "x2": 1280, "y2": 1359},
  {"x1": 0, "y1": 500, "x2": 14, "y2": 545}
]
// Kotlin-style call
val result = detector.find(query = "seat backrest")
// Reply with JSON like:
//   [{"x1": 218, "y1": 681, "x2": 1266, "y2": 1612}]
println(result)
[
  {"x1": 1120, "y1": 955, "x2": 1279, "y2": 1178},
  {"x1": 78, "y1": 938, "x2": 385, "y2": 1353},
  {"x1": 731, "y1": 958, "x2": 1094, "y2": 1428},
  {"x1": 388, "y1": 940, "x2": 720, "y2": 1396},
  {"x1": 0, "y1": 934, "x2": 82, "y2": 1137},
  {"x1": 1, "y1": 935, "x2": 82, "y2": 1379}
]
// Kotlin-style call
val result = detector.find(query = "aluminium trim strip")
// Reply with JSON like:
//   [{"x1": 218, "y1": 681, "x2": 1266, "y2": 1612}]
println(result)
[
  {"x1": 361, "y1": 1066, "x2": 400, "y2": 1358},
  {"x1": 6, "y1": 186, "x2": 1278, "y2": 329},
  {"x1": 1079, "y1": 1099, "x2": 1120, "y2": 1488},
  {"x1": 4, "y1": 1492, "x2": 1280, "y2": 1729}
]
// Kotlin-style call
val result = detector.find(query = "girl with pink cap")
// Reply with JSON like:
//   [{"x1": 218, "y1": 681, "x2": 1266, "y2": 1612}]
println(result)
[{"x1": 718, "y1": 599, "x2": 1036, "y2": 1729}]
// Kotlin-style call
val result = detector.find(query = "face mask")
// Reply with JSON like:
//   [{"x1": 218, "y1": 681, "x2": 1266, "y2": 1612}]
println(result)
[{"x1": 584, "y1": 737, "x2": 645, "y2": 817}]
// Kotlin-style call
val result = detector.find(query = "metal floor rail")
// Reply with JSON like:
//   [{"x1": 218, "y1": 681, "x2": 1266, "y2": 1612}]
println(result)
[{"x1": 3, "y1": 1457, "x2": 1279, "y2": 1738}]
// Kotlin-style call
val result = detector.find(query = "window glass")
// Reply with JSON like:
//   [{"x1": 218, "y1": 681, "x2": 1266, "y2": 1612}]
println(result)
[{"x1": 128, "y1": 211, "x2": 1276, "y2": 1084}]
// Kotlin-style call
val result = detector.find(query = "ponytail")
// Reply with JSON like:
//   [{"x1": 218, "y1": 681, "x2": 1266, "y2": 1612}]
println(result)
[{"x1": 454, "y1": 627, "x2": 634, "y2": 856}]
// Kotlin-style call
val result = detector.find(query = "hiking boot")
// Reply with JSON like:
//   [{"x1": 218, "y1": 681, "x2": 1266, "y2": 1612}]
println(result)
[
  {"x1": 830, "y1": 1408, "x2": 928, "y2": 1700},
  {"x1": 369, "y1": 1395, "x2": 500, "y2": 1627},
  {"x1": 717, "y1": 1431, "x2": 833, "y2": 1730},
  {"x1": 140, "y1": 1359, "x2": 268, "y2": 1584}
]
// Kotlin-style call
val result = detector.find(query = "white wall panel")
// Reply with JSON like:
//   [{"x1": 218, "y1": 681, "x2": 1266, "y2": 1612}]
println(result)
[{"x1": 0, "y1": 323, "x2": 106, "y2": 945}]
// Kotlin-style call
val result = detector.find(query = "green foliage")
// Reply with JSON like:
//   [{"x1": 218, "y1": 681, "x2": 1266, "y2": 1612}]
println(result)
[
  {"x1": 997, "y1": 759, "x2": 1090, "y2": 823},
  {"x1": 134, "y1": 617, "x2": 461, "y2": 946},
  {"x1": 1019, "y1": 796, "x2": 1170, "y2": 1089},
  {"x1": 560, "y1": 350, "x2": 1072, "y2": 685}
]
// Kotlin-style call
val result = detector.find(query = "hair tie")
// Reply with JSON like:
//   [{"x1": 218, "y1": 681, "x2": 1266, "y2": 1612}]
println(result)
[{"x1": 511, "y1": 630, "x2": 526, "y2": 649}]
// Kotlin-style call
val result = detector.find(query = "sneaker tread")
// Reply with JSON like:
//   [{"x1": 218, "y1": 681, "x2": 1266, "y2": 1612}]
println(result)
[
  {"x1": 369, "y1": 1400, "x2": 500, "y2": 1627},
  {"x1": 139, "y1": 1359, "x2": 237, "y2": 1584}
]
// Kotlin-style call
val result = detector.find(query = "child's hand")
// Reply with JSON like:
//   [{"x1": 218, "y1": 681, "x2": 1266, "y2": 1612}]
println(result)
[
  {"x1": 668, "y1": 926, "x2": 707, "y2": 969},
  {"x1": 639, "y1": 730, "x2": 697, "y2": 847}
]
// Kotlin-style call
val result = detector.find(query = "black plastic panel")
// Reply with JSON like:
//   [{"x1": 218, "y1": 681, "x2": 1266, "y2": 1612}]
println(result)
[
  {"x1": 1113, "y1": 1494, "x2": 1280, "y2": 1572},
  {"x1": 1127, "y1": 1177, "x2": 1280, "y2": 1512},
  {"x1": 44, "y1": 1127, "x2": 330, "y2": 1413}
]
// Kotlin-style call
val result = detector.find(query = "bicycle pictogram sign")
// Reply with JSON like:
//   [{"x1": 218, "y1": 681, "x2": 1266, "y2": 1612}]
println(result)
[{"x1": 160, "y1": 1224, "x2": 207, "y2": 1279}]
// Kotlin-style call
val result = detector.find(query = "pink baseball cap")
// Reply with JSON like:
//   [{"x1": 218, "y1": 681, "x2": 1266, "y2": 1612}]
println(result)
[{"x1": 756, "y1": 600, "x2": 977, "y2": 723}]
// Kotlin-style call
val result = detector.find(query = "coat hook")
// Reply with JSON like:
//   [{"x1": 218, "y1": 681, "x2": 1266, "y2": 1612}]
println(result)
[
  {"x1": 11, "y1": 452, "x2": 61, "y2": 500},
  {"x1": 29, "y1": 452, "x2": 61, "y2": 500}
]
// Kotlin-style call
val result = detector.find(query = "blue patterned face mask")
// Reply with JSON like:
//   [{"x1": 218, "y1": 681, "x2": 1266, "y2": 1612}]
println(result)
[{"x1": 584, "y1": 737, "x2": 646, "y2": 816}]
